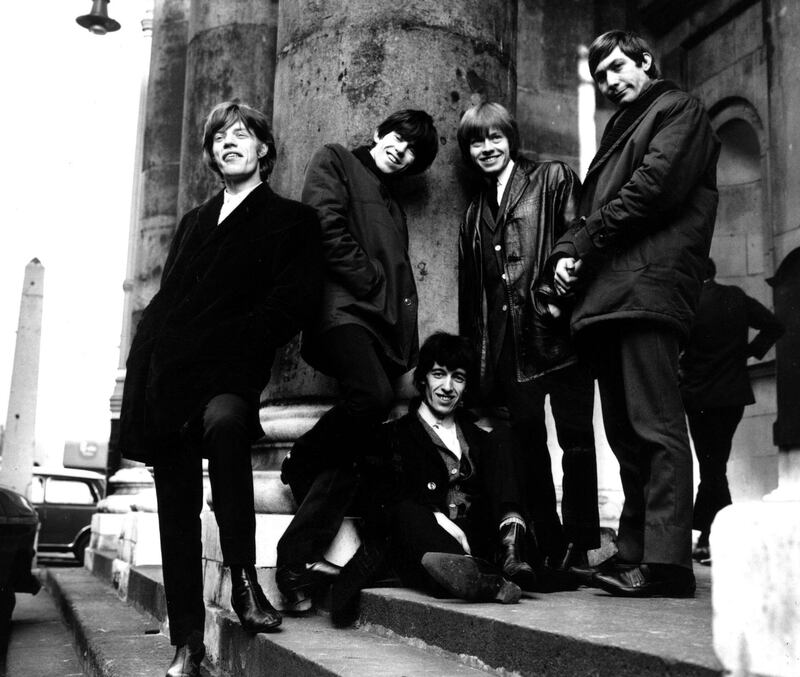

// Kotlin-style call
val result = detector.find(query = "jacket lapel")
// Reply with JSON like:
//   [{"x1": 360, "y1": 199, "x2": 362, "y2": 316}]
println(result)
[
  {"x1": 503, "y1": 163, "x2": 530, "y2": 219},
  {"x1": 200, "y1": 183, "x2": 272, "y2": 249}
]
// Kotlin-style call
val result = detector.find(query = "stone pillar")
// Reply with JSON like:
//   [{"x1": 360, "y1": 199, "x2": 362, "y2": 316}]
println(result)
[
  {"x1": 0, "y1": 259, "x2": 44, "y2": 498},
  {"x1": 269, "y1": 0, "x2": 517, "y2": 413},
  {"x1": 710, "y1": 6, "x2": 800, "y2": 674},
  {"x1": 108, "y1": 0, "x2": 189, "y2": 475},
  {"x1": 176, "y1": 0, "x2": 279, "y2": 216},
  {"x1": 516, "y1": 0, "x2": 592, "y2": 167}
]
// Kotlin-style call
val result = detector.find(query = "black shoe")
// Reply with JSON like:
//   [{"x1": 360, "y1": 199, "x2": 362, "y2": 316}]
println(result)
[
  {"x1": 421, "y1": 553, "x2": 521, "y2": 604},
  {"x1": 230, "y1": 565, "x2": 282, "y2": 633},
  {"x1": 533, "y1": 564, "x2": 581, "y2": 592},
  {"x1": 276, "y1": 559, "x2": 342, "y2": 612},
  {"x1": 498, "y1": 522, "x2": 538, "y2": 591},
  {"x1": 165, "y1": 642, "x2": 205, "y2": 677},
  {"x1": 330, "y1": 539, "x2": 388, "y2": 627},
  {"x1": 569, "y1": 554, "x2": 637, "y2": 587},
  {"x1": 595, "y1": 564, "x2": 696, "y2": 598},
  {"x1": 553, "y1": 542, "x2": 589, "y2": 571}
]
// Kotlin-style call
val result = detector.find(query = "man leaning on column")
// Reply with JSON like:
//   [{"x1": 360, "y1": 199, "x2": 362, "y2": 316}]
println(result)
[{"x1": 119, "y1": 101, "x2": 322, "y2": 676}]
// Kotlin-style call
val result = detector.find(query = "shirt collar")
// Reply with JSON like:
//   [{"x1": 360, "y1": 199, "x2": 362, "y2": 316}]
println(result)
[
  {"x1": 417, "y1": 399, "x2": 457, "y2": 432},
  {"x1": 223, "y1": 180, "x2": 261, "y2": 205},
  {"x1": 496, "y1": 159, "x2": 515, "y2": 196}
]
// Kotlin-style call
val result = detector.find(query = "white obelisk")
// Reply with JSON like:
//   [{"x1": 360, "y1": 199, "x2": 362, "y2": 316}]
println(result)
[{"x1": 0, "y1": 258, "x2": 44, "y2": 498}]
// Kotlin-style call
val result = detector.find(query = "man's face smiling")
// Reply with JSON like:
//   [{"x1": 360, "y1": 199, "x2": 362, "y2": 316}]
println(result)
[
  {"x1": 469, "y1": 128, "x2": 511, "y2": 177},
  {"x1": 593, "y1": 46, "x2": 653, "y2": 107},
  {"x1": 370, "y1": 130, "x2": 416, "y2": 174},
  {"x1": 211, "y1": 120, "x2": 266, "y2": 186},
  {"x1": 422, "y1": 362, "x2": 467, "y2": 419}
]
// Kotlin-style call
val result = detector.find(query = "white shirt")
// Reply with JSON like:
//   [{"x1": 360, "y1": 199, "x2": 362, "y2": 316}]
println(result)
[
  {"x1": 496, "y1": 159, "x2": 515, "y2": 207},
  {"x1": 218, "y1": 181, "x2": 262, "y2": 225},
  {"x1": 418, "y1": 400, "x2": 462, "y2": 459}
]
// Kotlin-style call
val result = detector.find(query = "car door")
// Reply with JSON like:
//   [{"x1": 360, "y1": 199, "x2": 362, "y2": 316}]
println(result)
[{"x1": 35, "y1": 476, "x2": 99, "y2": 549}]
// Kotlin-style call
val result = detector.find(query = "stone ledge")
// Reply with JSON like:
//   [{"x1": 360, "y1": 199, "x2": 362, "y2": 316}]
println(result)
[
  {"x1": 711, "y1": 501, "x2": 800, "y2": 677},
  {"x1": 358, "y1": 577, "x2": 722, "y2": 677}
]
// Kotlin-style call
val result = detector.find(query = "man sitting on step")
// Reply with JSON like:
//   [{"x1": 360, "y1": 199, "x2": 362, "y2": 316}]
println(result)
[{"x1": 333, "y1": 332, "x2": 538, "y2": 618}]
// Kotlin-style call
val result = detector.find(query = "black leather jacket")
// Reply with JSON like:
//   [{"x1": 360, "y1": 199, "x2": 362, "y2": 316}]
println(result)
[{"x1": 458, "y1": 157, "x2": 580, "y2": 383}]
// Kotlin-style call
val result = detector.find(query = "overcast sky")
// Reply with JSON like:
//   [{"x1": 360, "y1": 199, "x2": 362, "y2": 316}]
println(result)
[{"x1": 0, "y1": 1, "x2": 151, "y2": 463}]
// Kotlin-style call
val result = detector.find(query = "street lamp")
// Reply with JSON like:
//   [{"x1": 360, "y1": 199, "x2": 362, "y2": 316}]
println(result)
[{"x1": 76, "y1": 0, "x2": 121, "y2": 35}]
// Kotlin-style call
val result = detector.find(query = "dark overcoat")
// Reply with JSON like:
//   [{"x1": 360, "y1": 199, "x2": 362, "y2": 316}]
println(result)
[
  {"x1": 119, "y1": 182, "x2": 322, "y2": 463},
  {"x1": 679, "y1": 280, "x2": 784, "y2": 410},
  {"x1": 300, "y1": 144, "x2": 419, "y2": 375},
  {"x1": 550, "y1": 82, "x2": 720, "y2": 338},
  {"x1": 459, "y1": 158, "x2": 580, "y2": 383}
]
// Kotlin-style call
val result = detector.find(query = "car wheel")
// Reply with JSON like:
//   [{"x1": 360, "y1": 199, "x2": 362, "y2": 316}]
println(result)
[
  {"x1": 0, "y1": 586, "x2": 15, "y2": 635},
  {"x1": 72, "y1": 532, "x2": 91, "y2": 565}
]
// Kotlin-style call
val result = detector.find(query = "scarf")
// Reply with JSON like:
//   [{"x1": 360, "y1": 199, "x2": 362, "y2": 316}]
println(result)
[{"x1": 588, "y1": 79, "x2": 679, "y2": 175}]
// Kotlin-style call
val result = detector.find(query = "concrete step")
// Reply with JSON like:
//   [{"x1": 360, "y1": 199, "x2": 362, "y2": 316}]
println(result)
[
  {"x1": 41, "y1": 567, "x2": 218, "y2": 677},
  {"x1": 50, "y1": 551, "x2": 494, "y2": 676},
  {"x1": 76, "y1": 548, "x2": 723, "y2": 676},
  {"x1": 359, "y1": 581, "x2": 722, "y2": 677}
]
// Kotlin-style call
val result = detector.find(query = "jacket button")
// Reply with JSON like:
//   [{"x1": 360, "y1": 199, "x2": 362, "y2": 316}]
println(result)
[
  {"x1": 404, "y1": 297, "x2": 413, "y2": 306},
  {"x1": 502, "y1": 304, "x2": 508, "y2": 311},
  {"x1": 494, "y1": 245, "x2": 501, "y2": 251},
  {"x1": 427, "y1": 482, "x2": 436, "y2": 490},
  {"x1": 501, "y1": 273, "x2": 507, "y2": 280},
  {"x1": 450, "y1": 468, "x2": 458, "y2": 476}
]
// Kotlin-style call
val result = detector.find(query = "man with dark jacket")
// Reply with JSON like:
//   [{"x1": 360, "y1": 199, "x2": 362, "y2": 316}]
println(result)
[
  {"x1": 119, "y1": 102, "x2": 321, "y2": 676},
  {"x1": 680, "y1": 257, "x2": 784, "y2": 563},
  {"x1": 343, "y1": 332, "x2": 534, "y2": 610},
  {"x1": 551, "y1": 30, "x2": 720, "y2": 597},
  {"x1": 276, "y1": 110, "x2": 439, "y2": 611},
  {"x1": 457, "y1": 102, "x2": 599, "y2": 581}
]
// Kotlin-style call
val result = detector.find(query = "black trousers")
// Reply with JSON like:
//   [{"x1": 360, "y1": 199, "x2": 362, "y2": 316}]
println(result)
[
  {"x1": 153, "y1": 393, "x2": 256, "y2": 645},
  {"x1": 686, "y1": 405, "x2": 744, "y2": 538},
  {"x1": 277, "y1": 325, "x2": 397, "y2": 567},
  {"x1": 384, "y1": 427, "x2": 523, "y2": 594},
  {"x1": 491, "y1": 331, "x2": 600, "y2": 558},
  {"x1": 584, "y1": 322, "x2": 694, "y2": 570}
]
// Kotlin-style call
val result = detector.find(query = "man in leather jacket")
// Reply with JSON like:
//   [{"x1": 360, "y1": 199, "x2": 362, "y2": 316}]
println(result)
[{"x1": 457, "y1": 103, "x2": 599, "y2": 583}]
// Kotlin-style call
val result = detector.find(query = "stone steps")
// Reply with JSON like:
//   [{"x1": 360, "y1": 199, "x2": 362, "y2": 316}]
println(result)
[{"x1": 56, "y1": 547, "x2": 723, "y2": 676}]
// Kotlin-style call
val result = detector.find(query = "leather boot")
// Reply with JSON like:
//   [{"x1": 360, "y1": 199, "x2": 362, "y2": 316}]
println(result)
[
  {"x1": 275, "y1": 559, "x2": 342, "y2": 613},
  {"x1": 230, "y1": 565, "x2": 282, "y2": 633},
  {"x1": 498, "y1": 522, "x2": 538, "y2": 591},
  {"x1": 165, "y1": 642, "x2": 205, "y2": 677}
]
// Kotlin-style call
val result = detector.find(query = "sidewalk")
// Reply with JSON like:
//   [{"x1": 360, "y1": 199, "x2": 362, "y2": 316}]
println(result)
[{"x1": 1, "y1": 579, "x2": 82, "y2": 677}]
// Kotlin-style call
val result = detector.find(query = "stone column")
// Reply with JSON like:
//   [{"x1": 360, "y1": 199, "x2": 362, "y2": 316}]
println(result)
[
  {"x1": 108, "y1": 0, "x2": 189, "y2": 476},
  {"x1": 268, "y1": 0, "x2": 517, "y2": 416},
  {"x1": 0, "y1": 259, "x2": 44, "y2": 498},
  {"x1": 176, "y1": 0, "x2": 279, "y2": 215},
  {"x1": 710, "y1": 5, "x2": 800, "y2": 675}
]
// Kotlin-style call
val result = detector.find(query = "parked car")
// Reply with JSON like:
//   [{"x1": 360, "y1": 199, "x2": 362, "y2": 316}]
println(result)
[
  {"x1": 0, "y1": 484, "x2": 40, "y2": 633},
  {"x1": 29, "y1": 468, "x2": 106, "y2": 563}
]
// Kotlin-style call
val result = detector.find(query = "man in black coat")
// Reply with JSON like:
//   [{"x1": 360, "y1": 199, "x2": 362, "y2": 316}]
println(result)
[
  {"x1": 119, "y1": 102, "x2": 321, "y2": 676},
  {"x1": 680, "y1": 258, "x2": 784, "y2": 562},
  {"x1": 457, "y1": 102, "x2": 599, "y2": 577},
  {"x1": 551, "y1": 31, "x2": 720, "y2": 597},
  {"x1": 340, "y1": 332, "x2": 535, "y2": 611},
  {"x1": 275, "y1": 110, "x2": 439, "y2": 612}
]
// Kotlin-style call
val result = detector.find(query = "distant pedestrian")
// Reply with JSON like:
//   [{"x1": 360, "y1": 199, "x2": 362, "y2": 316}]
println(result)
[
  {"x1": 119, "y1": 101, "x2": 322, "y2": 677},
  {"x1": 680, "y1": 257, "x2": 784, "y2": 563}
]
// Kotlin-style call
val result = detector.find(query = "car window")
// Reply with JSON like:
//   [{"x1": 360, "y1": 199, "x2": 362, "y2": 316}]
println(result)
[
  {"x1": 30, "y1": 477, "x2": 45, "y2": 503},
  {"x1": 44, "y1": 478, "x2": 96, "y2": 505}
]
